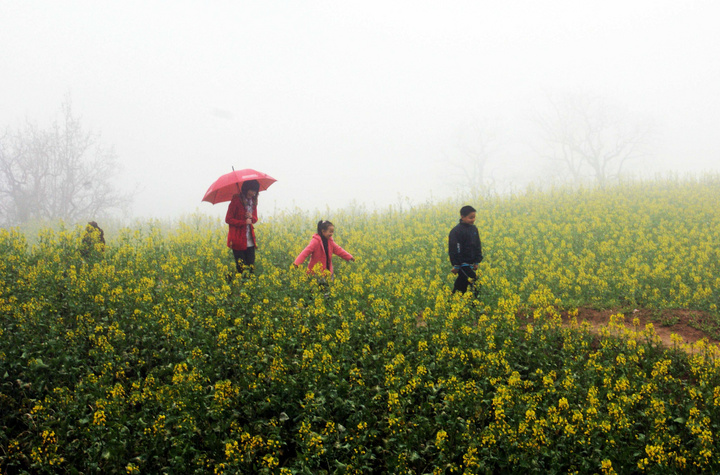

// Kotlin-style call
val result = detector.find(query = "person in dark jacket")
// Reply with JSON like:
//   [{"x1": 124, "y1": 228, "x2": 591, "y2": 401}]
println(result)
[
  {"x1": 81, "y1": 221, "x2": 105, "y2": 261},
  {"x1": 448, "y1": 205, "x2": 483, "y2": 294},
  {"x1": 226, "y1": 180, "x2": 260, "y2": 274}
]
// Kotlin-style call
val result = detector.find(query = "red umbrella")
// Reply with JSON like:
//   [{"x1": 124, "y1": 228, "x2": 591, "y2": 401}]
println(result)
[{"x1": 202, "y1": 168, "x2": 277, "y2": 204}]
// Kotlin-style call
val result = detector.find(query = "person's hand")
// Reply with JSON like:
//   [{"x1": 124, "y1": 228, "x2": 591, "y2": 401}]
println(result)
[
  {"x1": 292, "y1": 263, "x2": 299, "y2": 268},
  {"x1": 349, "y1": 257, "x2": 355, "y2": 262},
  {"x1": 245, "y1": 218, "x2": 252, "y2": 225},
  {"x1": 451, "y1": 268, "x2": 459, "y2": 274},
  {"x1": 473, "y1": 264, "x2": 478, "y2": 270}
]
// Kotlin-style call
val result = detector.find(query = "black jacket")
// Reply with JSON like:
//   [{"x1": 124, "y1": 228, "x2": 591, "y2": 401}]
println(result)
[{"x1": 448, "y1": 221, "x2": 483, "y2": 266}]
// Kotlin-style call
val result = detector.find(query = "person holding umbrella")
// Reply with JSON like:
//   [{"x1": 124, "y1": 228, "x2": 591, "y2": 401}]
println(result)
[
  {"x1": 226, "y1": 180, "x2": 260, "y2": 274},
  {"x1": 203, "y1": 168, "x2": 277, "y2": 276}
]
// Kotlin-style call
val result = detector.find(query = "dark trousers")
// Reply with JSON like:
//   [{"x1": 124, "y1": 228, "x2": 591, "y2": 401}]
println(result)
[
  {"x1": 453, "y1": 266, "x2": 477, "y2": 294},
  {"x1": 232, "y1": 247, "x2": 256, "y2": 274}
]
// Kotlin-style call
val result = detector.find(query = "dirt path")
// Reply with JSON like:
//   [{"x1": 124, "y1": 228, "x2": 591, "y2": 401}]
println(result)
[
  {"x1": 565, "y1": 307, "x2": 719, "y2": 354},
  {"x1": 418, "y1": 307, "x2": 719, "y2": 355}
]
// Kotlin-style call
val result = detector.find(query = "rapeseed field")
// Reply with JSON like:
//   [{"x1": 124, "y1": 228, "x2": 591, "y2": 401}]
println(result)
[{"x1": 1, "y1": 176, "x2": 719, "y2": 473}]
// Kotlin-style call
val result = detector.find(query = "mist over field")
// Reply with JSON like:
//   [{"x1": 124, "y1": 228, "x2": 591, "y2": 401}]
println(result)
[
  {"x1": 1, "y1": 1, "x2": 719, "y2": 224},
  {"x1": 4, "y1": 4, "x2": 720, "y2": 470}
]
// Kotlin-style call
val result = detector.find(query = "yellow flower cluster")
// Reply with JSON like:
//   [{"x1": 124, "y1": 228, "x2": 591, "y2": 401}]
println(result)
[{"x1": 2, "y1": 177, "x2": 720, "y2": 473}]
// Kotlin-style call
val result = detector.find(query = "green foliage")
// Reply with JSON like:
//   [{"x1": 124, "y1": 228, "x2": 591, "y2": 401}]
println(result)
[{"x1": 1, "y1": 176, "x2": 720, "y2": 473}]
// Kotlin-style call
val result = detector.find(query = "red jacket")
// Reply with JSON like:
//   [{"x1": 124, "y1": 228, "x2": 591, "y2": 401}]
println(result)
[
  {"x1": 294, "y1": 233, "x2": 353, "y2": 275},
  {"x1": 225, "y1": 194, "x2": 258, "y2": 250}
]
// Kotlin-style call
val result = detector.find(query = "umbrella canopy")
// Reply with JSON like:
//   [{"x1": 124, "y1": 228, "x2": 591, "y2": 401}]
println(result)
[{"x1": 202, "y1": 168, "x2": 277, "y2": 204}]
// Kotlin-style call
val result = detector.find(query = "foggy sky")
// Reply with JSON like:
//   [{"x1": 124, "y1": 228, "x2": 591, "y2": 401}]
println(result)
[{"x1": 1, "y1": 1, "x2": 719, "y2": 221}]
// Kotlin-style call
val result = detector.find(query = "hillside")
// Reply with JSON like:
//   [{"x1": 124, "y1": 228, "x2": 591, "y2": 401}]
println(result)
[{"x1": 1, "y1": 176, "x2": 719, "y2": 473}]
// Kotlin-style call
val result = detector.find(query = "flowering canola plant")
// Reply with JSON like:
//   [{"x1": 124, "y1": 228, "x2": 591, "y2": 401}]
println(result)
[{"x1": 1, "y1": 177, "x2": 720, "y2": 473}]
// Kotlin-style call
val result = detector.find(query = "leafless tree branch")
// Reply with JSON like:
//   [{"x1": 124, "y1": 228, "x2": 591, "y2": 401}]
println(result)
[
  {"x1": 0, "y1": 98, "x2": 131, "y2": 227},
  {"x1": 534, "y1": 92, "x2": 650, "y2": 188}
]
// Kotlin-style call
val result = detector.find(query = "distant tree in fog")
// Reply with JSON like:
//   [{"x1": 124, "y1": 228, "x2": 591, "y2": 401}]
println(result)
[
  {"x1": 450, "y1": 120, "x2": 499, "y2": 194},
  {"x1": 535, "y1": 92, "x2": 650, "y2": 187},
  {"x1": 0, "y1": 99, "x2": 130, "y2": 227}
]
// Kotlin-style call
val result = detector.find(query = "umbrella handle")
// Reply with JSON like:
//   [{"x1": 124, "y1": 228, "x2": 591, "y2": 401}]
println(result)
[{"x1": 232, "y1": 166, "x2": 242, "y2": 196}]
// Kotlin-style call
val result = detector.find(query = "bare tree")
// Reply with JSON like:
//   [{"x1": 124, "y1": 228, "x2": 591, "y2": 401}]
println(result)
[
  {"x1": 0, "y1": 99, "x2": 130, "y2": 227},
  {"x1": 535, "y1": 92, "x2": 650, "y2": 187},
  {"x1": 449, "y1": 120, "x2": 499, "y2": 195}
]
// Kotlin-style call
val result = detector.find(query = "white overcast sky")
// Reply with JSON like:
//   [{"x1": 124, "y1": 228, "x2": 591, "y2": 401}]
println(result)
[{"x1": 1, "y1": 1, "x2": 719, "y2": 220}]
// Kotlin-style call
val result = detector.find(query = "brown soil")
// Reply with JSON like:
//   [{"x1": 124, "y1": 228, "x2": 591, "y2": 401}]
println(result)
[
  {"x1": 562, "y1": 307, "x2": 719, "y2": 354},
  {"x1": 417, "y1": 307, "x2": 719, "y2": 354}
]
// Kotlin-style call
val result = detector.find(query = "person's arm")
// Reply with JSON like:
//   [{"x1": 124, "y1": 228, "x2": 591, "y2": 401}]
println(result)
[
  {"x1": 474, "y1": 230, "x2": 483, "y2": 264},
  {"x1": 225, "y1": 196, "x2": 245, "y2": 226},
  {"x1": 332, "y1": 242, "x2": 354, "y2": 261},
  {"x1": 448, "y1": 228, "x2": 462, "y2": 267},
  {"x1": 293, "y1": 239, "x2": 316, "y2": 266}
]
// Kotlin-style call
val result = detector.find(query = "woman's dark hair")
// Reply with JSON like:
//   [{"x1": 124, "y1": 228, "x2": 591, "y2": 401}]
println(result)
[
  {"x1": 241, "y1": 180, "x2": 260, "y2": 193},
  {"x1": 317, "y1": 220, "x2": 334, "y2": 234}
]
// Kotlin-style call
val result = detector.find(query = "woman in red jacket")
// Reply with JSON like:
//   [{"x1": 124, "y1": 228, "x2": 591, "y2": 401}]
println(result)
[
  {"x1": 294, "y1": 220, "x2": 354, "y2": 277},
  {"x1": 226, "y1": 180, "x2": 260, "y2": 274}
]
